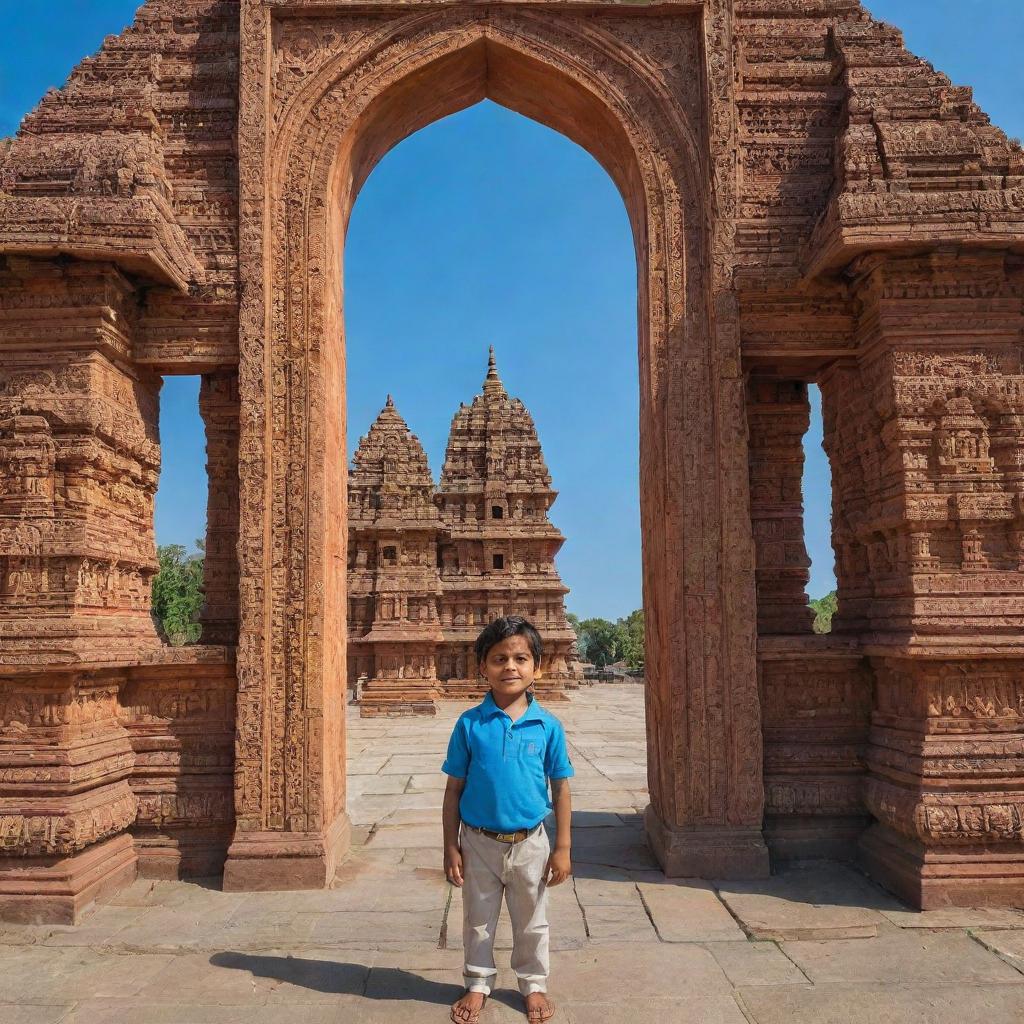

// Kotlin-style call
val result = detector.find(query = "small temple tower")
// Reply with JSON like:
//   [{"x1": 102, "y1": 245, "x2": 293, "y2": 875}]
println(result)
[
  {"x1": 346, "y1": 396, "x2": 446, "y2": 715},
  {"x1": 434, "y1": 348, "x2": 581, "y2": 700}
]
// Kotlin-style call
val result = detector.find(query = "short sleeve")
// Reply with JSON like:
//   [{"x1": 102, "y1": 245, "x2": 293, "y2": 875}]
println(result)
[
  {"x1": 442, "y1": 716, "x2": 471, "y2": 778},
  {"x1": 543, "y1": 718, "x2": 574, "y2": 780}
]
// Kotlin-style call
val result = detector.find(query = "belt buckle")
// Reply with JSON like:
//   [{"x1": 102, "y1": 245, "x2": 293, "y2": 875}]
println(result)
[{"x1": 496, "y1": 831, "x2": 514, "y2": 843}]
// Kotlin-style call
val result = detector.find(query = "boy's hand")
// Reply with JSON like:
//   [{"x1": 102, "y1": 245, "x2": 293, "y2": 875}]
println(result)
[
  {"x1": 545, "y1": 846, "x2": 572, "y2": 886},
  {"x1": 444, "y1": 844, "x2": 464, "y2": 887}
]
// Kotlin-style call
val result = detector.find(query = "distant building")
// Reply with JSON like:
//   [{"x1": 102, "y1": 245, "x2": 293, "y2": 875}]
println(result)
[{"x1": 347, "y1": 349, "x2": 582, "y2": 715}]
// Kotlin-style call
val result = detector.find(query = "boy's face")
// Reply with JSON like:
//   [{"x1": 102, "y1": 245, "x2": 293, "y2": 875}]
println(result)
[{"x1": 479, "y1": 634, "x2": 540, "y2": 702}]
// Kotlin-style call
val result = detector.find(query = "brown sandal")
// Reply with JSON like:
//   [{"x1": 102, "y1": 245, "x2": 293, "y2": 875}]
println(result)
[{"x1": 450, "y1": 992, "x2": 487, "y2": 1024}]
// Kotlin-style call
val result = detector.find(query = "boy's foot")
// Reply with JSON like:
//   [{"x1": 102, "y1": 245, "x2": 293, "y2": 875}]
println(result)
[
  {"x1": 451, "y1": 991, "x2": 487, "y2": 1023},
  {"x1": 525, "y1": 992, "x2": 556, "y2": 1022}
]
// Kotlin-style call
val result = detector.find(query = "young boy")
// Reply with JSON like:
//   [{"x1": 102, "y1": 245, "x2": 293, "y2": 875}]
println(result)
[{"x1": 442, "y1": 616, "x2": 573, "y2": 1024}]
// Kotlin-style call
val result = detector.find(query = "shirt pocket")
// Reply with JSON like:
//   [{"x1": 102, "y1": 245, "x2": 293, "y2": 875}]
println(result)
[{"x1": 517, "y1": 737, "x2": 544, "y2": 767}]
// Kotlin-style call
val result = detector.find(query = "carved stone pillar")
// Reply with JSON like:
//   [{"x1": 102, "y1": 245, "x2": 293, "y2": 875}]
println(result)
[
  {"x1": 198, "y1": 372, "x2": 240, "y2": 646},
  {"x1": 0, "y1": 259, "x2": 163, "y2": 665},
  {"x1": 0, "y1": 672, "x2": 138, "y2": 923},
  {"x1": 746, "y1": 378, "x2": 815, "y2": 635},
  {"x1": 821, "y1": 252, "x2": 1024, "y2": 907},
  {"x1": 0, "y1": 259, "x2": 166, "y2": 920}
]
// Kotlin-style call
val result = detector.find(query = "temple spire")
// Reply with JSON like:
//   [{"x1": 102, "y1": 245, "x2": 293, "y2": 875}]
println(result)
[{"x1": 483, "y1": 345, "x2": 507, "y2": 398}]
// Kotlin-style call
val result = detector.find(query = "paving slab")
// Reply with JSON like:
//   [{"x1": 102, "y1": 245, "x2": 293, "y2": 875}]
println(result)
[
  {"x1": 879, "y1": 906, "x2": 1024, "y2": 930},
  {"x1": 572, "y1": 868, "x2": 639, "y2": 907},
  {"x1": 716, "y1": 863, "x2": 901, "y2": 940},
  {"x1": 549, "y1": 944, "x2": 746, "y2": 1022},
  {"x1": 973, "y1": 929, "x2": 1024, "y2": 973},
  {"x1": 560, "y1": 1000, "x2": 747, "y2": 1024},
  {"x1": 359, "y1": 775, "x2": 413, "y2": 795},
  {"x1": 705, "y1": 941, "x2": 807, "y2": 986},
  {"x1": 406, "y1": 774, "x2": 447, "y2": 792},
  {"x1": 638, "y1": 879, "x2": 745, "y2": 942},
  {"x1": 104, "y1": 903, "x2": 240, "y2": 952},
  {"x1": 364, "y1": 823, "x2": 442, "y2": 849},
  {"x1": 0, "y1": 1006, "x2": 71, "y2": 1024},
  {"x1": 307, "y1": 909, "x2": 441, "y2": 946},
  {"x1": 379, "y1": 756, "x2": 444, "y2": 775},
  {"x1": 3, "y1": 947, "x2": 175, "y2": 1002},
  {"x1": 570, "y1": 827, "x2": 658, "y2": 871},
  {"x1": 736, "y1": 984, "x2": 1024, "y2": 1024},
  {"x1": 61, "y1": 1004, "x2": 354, "y2": 1024},
  {"x1": 581, "y1": 904, "x2": 659, "y2": 943},
  {"x1": 781, "y1": 930, "x2": 1024, "y2": 985},
  {"x1": 41, "y1": 905, "x2": 149, "y2": 947}
]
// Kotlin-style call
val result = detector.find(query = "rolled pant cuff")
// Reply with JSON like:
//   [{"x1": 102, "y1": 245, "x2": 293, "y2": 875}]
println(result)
[
  {"x1": 518, "y1": 980, "x2": 548, "y2": 996},
  {"x1": 464, "y1": 967, "x2": 497, "y2": 996}
]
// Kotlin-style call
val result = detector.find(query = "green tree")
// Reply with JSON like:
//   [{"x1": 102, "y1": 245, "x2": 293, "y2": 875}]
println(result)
[
  {"x1": 810, "y1": 591, "x2": 838, "y2": 634},
  {"x1": 616, "y1": 608, "x2": 644, "y2": 670},
  {"x1": 566, "y1": 612, "x2": 587, "y2": 661},
  {"x1": 151, "y1": 544, "x2": 204, "y2": 645},
  {"x1": 578, "y1": 617, "x2": 620, "y2": 667}
]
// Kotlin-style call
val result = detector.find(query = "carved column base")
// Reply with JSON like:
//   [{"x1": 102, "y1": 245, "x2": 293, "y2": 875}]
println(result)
[
  {"x1": 0, "y1": 672, "x2": 139, "y2": 921},
  {"x1": 644, "y1": 805, "x2": 770, "y2": 879},
  {"x1": 859, "y1": 823, "x2": 1024, "y2": 910},
  {"x1": 0, "y1": 833, "x2": 137, "y2": 924},
  {"x1": 222, "y1": 812, "x2": 351, "y2": 891}
]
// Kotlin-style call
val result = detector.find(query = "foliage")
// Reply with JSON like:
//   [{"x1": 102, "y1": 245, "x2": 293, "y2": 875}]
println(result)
[
  {"x1": 569, "y1": 609, "x2": 644, "y2": 670},
  {"x1": 151, "y1": 544, "x2": 204, "y2": 645},
  {"x1": 810, "y1": 591, "x2": 838, "y2": 634}
]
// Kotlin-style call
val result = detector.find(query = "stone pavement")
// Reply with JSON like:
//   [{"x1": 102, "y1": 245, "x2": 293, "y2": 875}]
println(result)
[{"x1": 3, "y1": 684, "x2": 1024, "y2": 1023}]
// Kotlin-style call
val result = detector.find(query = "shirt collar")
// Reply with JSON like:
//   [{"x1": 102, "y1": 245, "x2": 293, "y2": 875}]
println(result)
[{"x1": 481, "y1": 690, "x2": 544, "y2": 724}]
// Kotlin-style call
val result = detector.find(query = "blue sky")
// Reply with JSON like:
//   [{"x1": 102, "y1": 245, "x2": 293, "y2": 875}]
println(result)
[{"x1": 3, "y1": 2, "x2": 1022, "y2": 618}]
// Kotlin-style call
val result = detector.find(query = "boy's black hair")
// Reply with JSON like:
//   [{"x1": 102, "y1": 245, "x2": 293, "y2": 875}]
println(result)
[{"x1": 475, "y1": 615, "x2": 543, "y2": 666}]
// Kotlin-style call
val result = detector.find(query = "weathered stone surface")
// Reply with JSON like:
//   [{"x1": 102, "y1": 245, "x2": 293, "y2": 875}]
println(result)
[
  {"x1": 973, "y1": 929, "x2": 1024, "y2": 974},
  {"x1": 736, "y1": 984, "x2": 1024, "y2": 1024},
  {"x1": 706, "y1": 940, "x2": 807, "y2": 987},
  {"x1": 2, "y1": 689, "x2": 1024, "y2": 1021},
  {"x1": 717, "y1": 863, "x2": 900, "y2": 940},
  {"x1": 637, "y1": 879, "x2": 746, "y2": 942},
  {"x1": 881, "y1": 907, "x2": 1024, "y2": 931},
  {"x1": 1, "y1": 0, "x2": 1024, "y2": 915},
  {"x1": 550, "y1": 944, "x2": 746, "y2": 1022},
  {"x1": 781, "y1": 930, "x2": 1023, "y2": 986}
]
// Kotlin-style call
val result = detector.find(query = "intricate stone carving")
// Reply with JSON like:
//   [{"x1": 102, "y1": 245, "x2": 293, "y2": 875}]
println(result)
[
  {"x1": 0, "y1": 0, "x2": 1022, "y2": 914},
  {"x1": 746, "y1": 379, "x2": 815, "y2": 635},
  {"x1": 121, "y1": 653, "x2": 237, "y2": 878},
  {"x1": 198, "y1": 373, "x2": 240, "y2": 646},
  {"x1": 758, "y1": 640, "x2": 872, "y2": 861},
  {"x1": 434, "y1": 349, "x2": 581, "y2": 701},
  {"x1": 347, "y1": 395, "x2": 446, "y2": 715}
]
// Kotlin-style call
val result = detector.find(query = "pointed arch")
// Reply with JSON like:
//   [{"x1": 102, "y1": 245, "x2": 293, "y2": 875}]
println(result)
[{"x1": 228, "y1": 6, "x2": 765, "y2": 888}]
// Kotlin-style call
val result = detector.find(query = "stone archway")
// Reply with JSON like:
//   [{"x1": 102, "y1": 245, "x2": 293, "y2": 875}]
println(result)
[
  {"x1": 223, "y1": 3, "x2": 766, "y2": 889},
  {"x1": 1, "y1": 1, "x2": 1023, "y2": 921}
]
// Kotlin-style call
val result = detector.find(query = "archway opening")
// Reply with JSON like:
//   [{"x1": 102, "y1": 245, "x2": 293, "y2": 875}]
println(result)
[
  {"x1": 341, "y1": 91, "x2": 651, "y2": 885},
  {"x1": 234, "y1": 13, "x2": 766, "y2": 891}
]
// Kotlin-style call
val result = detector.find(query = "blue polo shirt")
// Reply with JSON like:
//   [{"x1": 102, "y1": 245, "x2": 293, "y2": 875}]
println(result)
[{"x1": 442, "y1": 692, "x2": 574, "y2": 832}]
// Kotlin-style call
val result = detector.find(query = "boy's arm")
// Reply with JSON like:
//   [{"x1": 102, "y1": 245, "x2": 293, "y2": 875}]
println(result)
[
  {"x1": 442, "y1": 775, "x2": 465, "y2": 886},
  {"x1": 546, "y1": 777, "x2": 572, "y2": 885}
]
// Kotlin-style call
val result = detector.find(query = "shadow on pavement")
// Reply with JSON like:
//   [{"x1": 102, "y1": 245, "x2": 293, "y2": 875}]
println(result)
[{"x1": 209, "y1": 952, "x2": 524, "y2": 1010}]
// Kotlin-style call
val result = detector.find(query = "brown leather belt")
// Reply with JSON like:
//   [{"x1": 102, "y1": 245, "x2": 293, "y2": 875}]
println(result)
[{"x1": 468, "y1": 824, "x2": 531, "y2": 844}]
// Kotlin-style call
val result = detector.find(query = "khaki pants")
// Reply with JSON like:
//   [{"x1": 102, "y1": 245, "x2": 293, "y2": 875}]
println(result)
[{"x1": 460, "y1": 822, "x2": 550, "y2": 997}]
